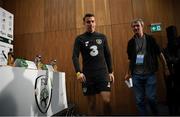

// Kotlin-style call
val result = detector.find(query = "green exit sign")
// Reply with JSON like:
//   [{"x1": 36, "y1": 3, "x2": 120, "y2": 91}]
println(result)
[{"x1": 150, "y1": 23, "x2": 162, "y2": 32}]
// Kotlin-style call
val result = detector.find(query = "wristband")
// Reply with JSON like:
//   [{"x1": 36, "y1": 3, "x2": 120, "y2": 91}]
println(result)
[{"x1": 76, "y1": 72, "x2": 81, "y2": 77}]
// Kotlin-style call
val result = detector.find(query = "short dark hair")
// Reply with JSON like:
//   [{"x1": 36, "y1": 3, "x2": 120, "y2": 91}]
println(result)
[{"x1": 83, "y1": 13, "x2": 95, "y2": 21}]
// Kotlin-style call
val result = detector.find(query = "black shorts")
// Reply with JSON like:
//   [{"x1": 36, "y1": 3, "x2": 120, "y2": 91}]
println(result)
[{"x1": 82, "y1": 69, "x2": 111, "y2": 96}]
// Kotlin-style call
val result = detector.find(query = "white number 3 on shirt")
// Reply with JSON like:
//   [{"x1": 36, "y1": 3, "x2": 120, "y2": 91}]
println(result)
[{"x1": 90, "y1": 45, "x2": 98, "y2": 56}]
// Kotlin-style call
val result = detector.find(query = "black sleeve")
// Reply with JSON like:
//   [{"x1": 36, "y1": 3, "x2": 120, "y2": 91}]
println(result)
[
  {"x1": 127, "y1": 40, "x2": 131, "y2": 60},
  {"x1": 104, "y1": 36, "x2": 113, "y2": 73},
  {"x1": 127, "y1": 38, "x2": 134, "y2": 60},
  {"x1": 72, "y1": 37, "x2": 81, "y2": 73}
]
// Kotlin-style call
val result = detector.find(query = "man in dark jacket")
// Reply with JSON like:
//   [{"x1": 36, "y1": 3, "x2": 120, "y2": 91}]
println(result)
[{"x1": 125, "y1": 18, "x2": 169, "y2": 115}]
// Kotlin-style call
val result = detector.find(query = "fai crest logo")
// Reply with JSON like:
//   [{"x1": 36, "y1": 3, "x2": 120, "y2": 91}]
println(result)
[
  {"x1": 34, "y1": 74, "x2": 53, "y2": 114},
  {"x1": 96, "y1": 39, "x2": 102, "y2": 45}
]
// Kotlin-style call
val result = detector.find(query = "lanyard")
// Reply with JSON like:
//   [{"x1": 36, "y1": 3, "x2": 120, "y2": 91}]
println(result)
[{"x1": 135, "y1": 36, "x2": 145, "y2": 53}]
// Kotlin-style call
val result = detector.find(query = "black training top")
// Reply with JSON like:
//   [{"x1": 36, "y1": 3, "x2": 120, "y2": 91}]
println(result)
[{"x1": 72, "y1": 31, "x2": 113, "y2": 73}]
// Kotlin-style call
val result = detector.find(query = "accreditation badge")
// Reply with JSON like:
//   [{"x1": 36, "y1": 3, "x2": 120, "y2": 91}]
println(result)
[{"x1": 136, "y1": 54, "x2": 144, "y2": 65}]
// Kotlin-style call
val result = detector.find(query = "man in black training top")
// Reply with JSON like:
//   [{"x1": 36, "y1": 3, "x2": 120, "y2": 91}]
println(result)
[{"x1": 72, "y1": 13, "x2": 114, "y2": 115}]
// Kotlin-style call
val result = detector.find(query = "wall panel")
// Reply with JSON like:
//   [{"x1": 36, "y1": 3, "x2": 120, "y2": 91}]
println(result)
[
  {"x1": 145, "y1": 0, "x2": 174, "y2": 28},
  {"x1": 14, "y1": 33, "x2": 45, "y2": 62},
  {"x1": 44, "y1": 0, "x2": 76, "y2": 31},
  {"x1": 76, "y1": 0, "x2": 111, "y2": 28},
  {"x1": 132, "y1": 0, "x2": 147, "y2": 21},
  {"x1": 94, "y1": 0, "x2": 111, "y2": 26},
  {"x1": 3, "y1": 0, "x2": 44, "y2": 34},
  {"x1": 110, "y1": 0, "x2": 133, "y2": 24},
  {"x1": 145, "y1": 0, "x2": 174, "y2": 48}
]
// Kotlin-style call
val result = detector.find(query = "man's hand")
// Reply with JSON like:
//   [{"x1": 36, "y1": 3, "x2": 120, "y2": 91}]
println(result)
[
  {"x1": 109, "y1": 73, "x2": 115, "y2": 84},
  {"x1": 125, "y1": 73, "x2": 131, "y2": 80},
  {"x1": 76, "y1": 72, "x2": 86, "y2": 82}
]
